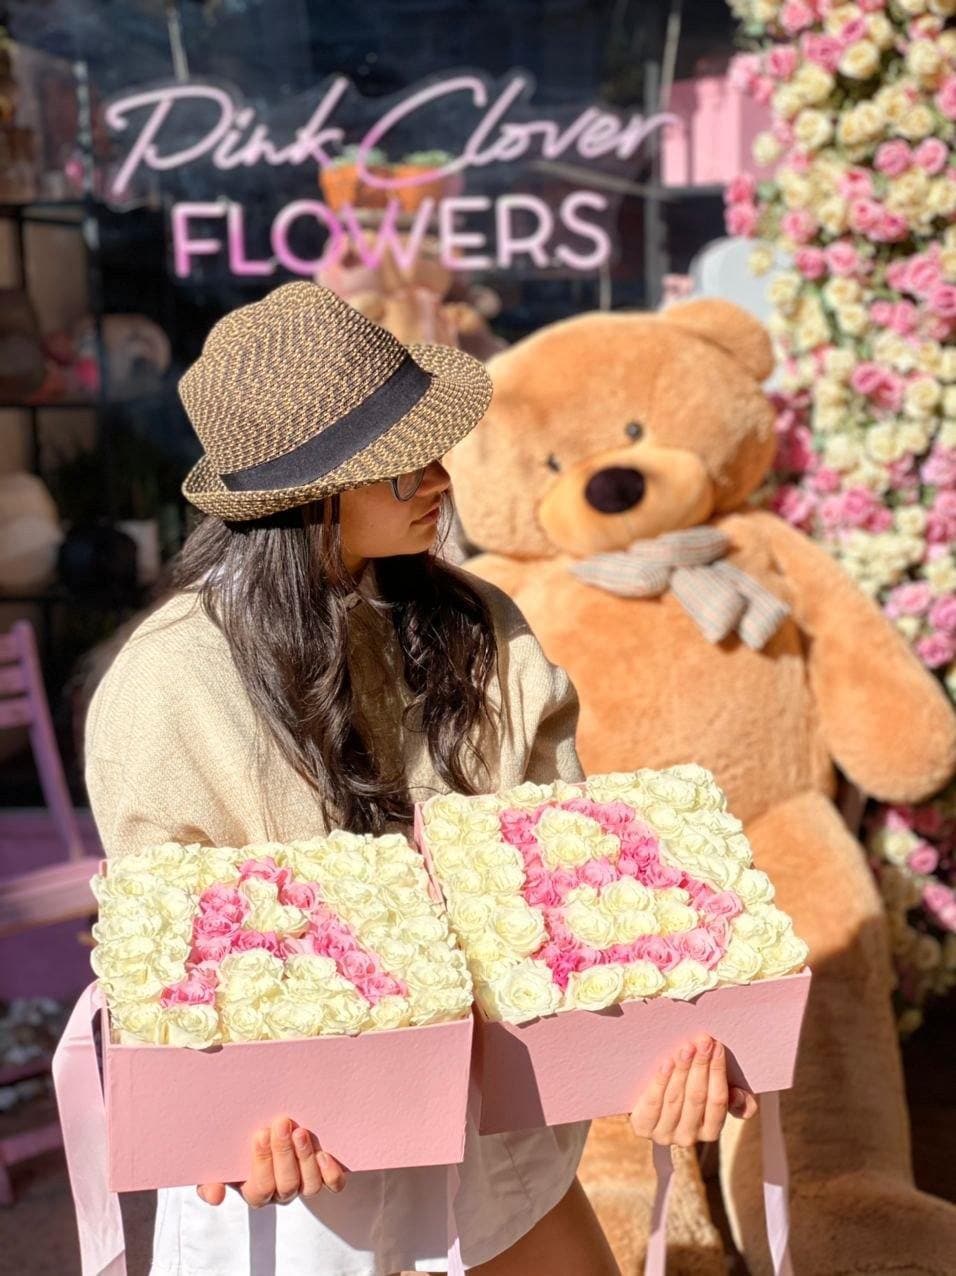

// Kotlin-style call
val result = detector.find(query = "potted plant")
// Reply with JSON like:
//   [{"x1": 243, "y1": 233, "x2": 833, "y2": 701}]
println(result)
[
  {"x1": 394, "y1": 150, "x2": 461, "y2": 212},
  {"x1": 319, "y1": 144, "x2": 390, "y2": 210}
]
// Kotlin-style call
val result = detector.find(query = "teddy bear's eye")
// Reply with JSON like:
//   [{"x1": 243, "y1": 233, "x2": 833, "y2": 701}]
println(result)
[
  {"x1": 546, "y1": 454, "x2": 562, "y2": 473},
  {"x1": 625, "y1": 421, "x2": 644, "y2": 441}
]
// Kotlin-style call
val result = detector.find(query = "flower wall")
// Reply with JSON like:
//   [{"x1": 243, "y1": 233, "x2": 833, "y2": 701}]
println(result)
[{"x1": 725, "y1": 0, "x2": 956, "y2": 1031}]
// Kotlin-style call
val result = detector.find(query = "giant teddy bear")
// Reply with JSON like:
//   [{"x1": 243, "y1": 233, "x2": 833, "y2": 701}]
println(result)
[{"x1": 447, "y1": 299, "x2": 956, "y2": 1276}]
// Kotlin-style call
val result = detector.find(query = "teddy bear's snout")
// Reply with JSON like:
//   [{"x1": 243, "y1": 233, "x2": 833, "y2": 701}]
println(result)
[{"x1": 584, "y1": 466, "x2": 646, "y2": 515}]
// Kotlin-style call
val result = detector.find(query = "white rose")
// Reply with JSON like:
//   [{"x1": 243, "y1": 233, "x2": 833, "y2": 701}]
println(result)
[
  {"x1": 283, "y1": 954, "x2": 339, "y2": 986},
  {"x1": 448, "y1": 895, "x2": 497, "y2": 938},
  {"x1": 839, "y1": 40, "x2": 881, "y2": 81},
  {"x1": 240, "y1": 878, "x2": 308, "y2": 937},
  {"x1": 907, "y1": 38, "x2": 943, "y2": 81},
  {"x1": 752, "y1": 133, "x2": 782, "y2": 168},
  {"x1": 161, "y1": 1003, "x2": 220, "y2": 1049},
  {"x1": 794, "y1": 108, "x2": 833, "y2": 151},
  {"x1": 499, "y1": 780, "x2": 559, "y2": 807},
  {"x1": 897, "y1": 105, "x2": 936, "y2": 140},
  {"x1": 757, "y1": 934, "x2": 809, "y2": 979},
  {"x1": 734, "y1": 868, "x2": 776, "y2": 907},
  {"x1": 218, "y1": 950, "x2": 285, "y2": 1000},
  {"x1": 109, "y1": 999, "x2": 166, "y2": 1045},
  {"x1": 566, "y1": 962, "x2": 627, "y2": 1012},
  {"x1": 481, "y1": 861, "x2": 527, "y2": 894},
  {"x1": 663, "y1": 960, "x2": 718, "y2": 1001},
  {"x1": 409, "y1": 986, "x2": 472, "y2": 1027},
  {"x1": 622, "y1": 961, "x2": 666, "y2": 1001},
  {"x1": 611, "y1": 908, "x2": 661, "y2": 944},
  {"x1": 565, "y1": 898, "x2": 616, "y2": 948},
  {"x1": 656, "y1": 900, "x2": 699, "y2": 935},
  {"x1": 904, "y1": 377, "x2": 942, "y2": 418},
  {"x1": 367, "y1": 995, "x2": 412, "y2": 1031},
  {"x1": 715, "y1": 938, "x2": 763, "y2": 985},
  {"x1": 493, "y1": 900, "x2": 548, "y2": 956},
  {"x1": 481, "y1": 959, "x2": 562, "y2": 1023},
  {"x1": 600, "y1": 876, "x2": 654, "y2": 914},
  {"x1": 264, "y1": 994, "x2": 327, "y2": 1040}
]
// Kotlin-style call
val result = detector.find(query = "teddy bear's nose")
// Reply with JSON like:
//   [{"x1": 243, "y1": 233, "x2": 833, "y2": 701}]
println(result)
[{"x1": 584, "y1": 467, "x2": 646, "y2": 514}]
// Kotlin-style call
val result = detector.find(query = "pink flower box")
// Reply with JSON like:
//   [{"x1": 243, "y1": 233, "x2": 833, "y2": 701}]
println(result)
[
  {"x1": 412, "y1": 803, "x2": 811, "y2": 1135},
  {"x1": 101, "y1": 1003, "x2": 474, "y2": 1190},
  {"x1": 472, "y1": 969, "x2": 810, "y2": 1134}
]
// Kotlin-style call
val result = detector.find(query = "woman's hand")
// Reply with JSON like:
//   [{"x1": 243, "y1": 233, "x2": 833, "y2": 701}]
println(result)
[
  {"x1": 197, "y1": 1116, "x2": 347, "y2": 1208},
  {"x1": 629, "y1": 1034, "x2": 757, "y2": 1147}
]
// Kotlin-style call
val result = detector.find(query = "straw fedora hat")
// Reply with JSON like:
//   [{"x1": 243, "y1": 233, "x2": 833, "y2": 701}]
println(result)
[{"x1": 179, "y1": 281, "x2": 493, "y2": 519}]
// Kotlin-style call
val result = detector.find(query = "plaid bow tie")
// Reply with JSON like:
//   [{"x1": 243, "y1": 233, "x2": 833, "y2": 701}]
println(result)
[{"x1": 569, "y1": 526, "x2": 789, "y2": 650}]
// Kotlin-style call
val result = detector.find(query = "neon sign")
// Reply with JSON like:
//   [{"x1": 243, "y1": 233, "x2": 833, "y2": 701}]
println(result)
[{"x1": 104, "y1": 72, "x2": 677, "y2": 280}]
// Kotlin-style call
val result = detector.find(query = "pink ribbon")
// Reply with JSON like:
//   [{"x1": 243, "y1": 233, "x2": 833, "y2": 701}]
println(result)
[
  {"x1": 642, "y1": 1090, "x2": 794, "y2": 1276},
  {"x1": 51, "y1": 982, "x2": 127, "y2": 1276}
]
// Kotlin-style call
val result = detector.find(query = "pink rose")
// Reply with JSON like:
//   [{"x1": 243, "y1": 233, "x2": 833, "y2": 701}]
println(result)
[
  {"x1": 700, "y1": 890, "x2": 744, "y2": 920},
  {"x1": 929, "y1": 596, "x2": 956, "y2": 635},
  {"x1": 590, "y1": 801, "x2": 638, "y2": 834},
  {"x1": 875, "y1": 140, "x2": 912, "y2": 176},
  {"x1": 935, "y1": 76, "x2": 956, "y2": 121},
  {"x1": 751, "y1": 75, "x2": 775, "y2": 106},
  {"x1": 160, "y1": 971, "x2": 218, "y2": 1008},
  {"x1": 500, "y1": 810, "x2": 540, "y2": 842},
  {"x1": 578, "y1": 858, "x2": 618, "y2": 889},
  {"x1": 641, "y1": 859, "x2": 684, "y2": 890},
  {"x1": 907, "y1": 254, "x2": 941, "y2": 298},
  {"x1": 726, "y1": 202, "x2": 758, "y2": 237},
  {"x1": 885, "y1": 581, "x2": 933, "y2": 619},
  {"x1": 767, "y1": 46, "x2": 799, "y2": 80},
  {"x1": 524, "y1": 870, "x2": 565, "y2": 909},
  {"x1": 636, "y1": 936, "x2": 681, "y2": 972},
  {"x1": 341, "y1": 949, "x2": 379, "y2": 983},
  {"x1": 677, "y1": 927, "x2": 725, "y2": 970},
  {"x1": 194, "y1": 911, "x2": 242, "y2": 943},
  {"x1": 839, "y1": 168, "x2": 874, "y2": 200},
  {"x1": 929, "y1": 284, "x2": 956, "y2": 320},
  {"x1": 915, "y1": 632, "x2": 956, "y2": 669},
  {"x1": 781, "y1": 209, "x2": 817, "y2": 244},
  {"x1": 802, "y1": 34, "x2": 843, "y2": 73},
  {"x1": 907, "y1": 843, "x2": 940, "y2": 876},
  {"x1": 821, "y1": 242, "x2": 862, "y2": 278},
  {"x1": 811, "y1": 466, "x2": 841, "y2": 495},
  {"x1": 280, "y1": 934, "x2": 317, "y2": 957},
  {"x1": 192, "y1": 934, "x2": 236, "y2": 964},
  {"x1": 848, "y1": 198, "x2": 883, "y2": 233},
  {"x1": 914, "y1": 138, "x2": 949, "y2": 176},
  {"x1": 923, "y1": 882, "x2": 956, "y2": 928},
  {"x1": 239, "y1": 857, "x2": 292, "y2": 890},
  {"x1": 838, "y1": 16, "x2": 867, "y2": 44},
  {"x1": 781, "y1": 0, "x2": 815, "y2": 36},
  {"x1": 772, "y1": 485, "x2": 816, "y2": 530},
  {"x1": 726, "y1": 174, "x2": 757, "y2": 204},
  {"x1": 869, "y1": 300, "x2": 894, "y2": 327},
  {"x1": 889, "y1": 301, "x2": 919, "y2": 336},
  {"x1": 279, "y1": 880, "x2": 318, "y2": 910},
  {"x1": 356, "y1": 972, "x2": 406, "y2": 1004},
  {"x1": 231, "y1": 929, "x2": 282, "y2": 955},
  {"x1": 921, "y1": 447, "x2": 956, "y2": 488},
  {"x1": 795, "y1": 247, "x2": 827, "y2": 280},
  {"x1": 927, "y1": 492, "x2": 956, "y2": 543},
  {"x1": 200, "y1": 884, "x2": 244, "y2": 912},
  {"x1": 874, "y1": 213, "x2": 909, "y2": 243}
]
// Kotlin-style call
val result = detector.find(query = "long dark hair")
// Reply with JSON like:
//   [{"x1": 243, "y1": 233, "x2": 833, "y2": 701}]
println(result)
[{"x1": 171, "y1": 497, "x2": 498, "y2": 834}]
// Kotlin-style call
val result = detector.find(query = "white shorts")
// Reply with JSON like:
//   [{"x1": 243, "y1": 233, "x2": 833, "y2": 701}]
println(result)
[{"x1": 150, "y1": 1119, "x2": 590, "y2": 1275}]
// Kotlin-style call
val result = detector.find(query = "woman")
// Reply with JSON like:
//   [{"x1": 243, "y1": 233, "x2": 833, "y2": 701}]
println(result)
[{"x1": 84, "y1": 283, "x2": 755, "y2": 1276}]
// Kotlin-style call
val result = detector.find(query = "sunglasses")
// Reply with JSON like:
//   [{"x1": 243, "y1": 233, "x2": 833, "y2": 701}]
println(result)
[{"x1": 389, "y1": 467, "x2": 427, "y2": 502}]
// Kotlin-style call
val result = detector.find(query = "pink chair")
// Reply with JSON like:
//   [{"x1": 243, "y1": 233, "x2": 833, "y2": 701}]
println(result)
[{"x1": 0, "y1": 619, "x2": 100, "y2": 1204}]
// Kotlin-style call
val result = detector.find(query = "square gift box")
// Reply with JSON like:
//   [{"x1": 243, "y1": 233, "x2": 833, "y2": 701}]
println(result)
[
  {"x1": 59, "y1": 832, "x2": 476, "y2": 1193},
  {"x1": 414, "y1": 767, "x2": 812, "y2": 1136}
]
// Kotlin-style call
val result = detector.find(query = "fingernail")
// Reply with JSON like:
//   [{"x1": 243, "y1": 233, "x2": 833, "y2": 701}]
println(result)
[
  {"x1": 278, "y1": 1119, "x2": 292, "y2": 1139},
  {"x1": 294, "y1": 1129, "x2": 310, "y2": 1152},
  {"x1": 659, "y1": 1057, "x2": 675, "y2": 1078},
  {"x1": 713, "y1": 1042, "x2": 723, "y2": 1060},
  {"x1": 256, "y1": 1129, "x2": 270, "y2": 1152},
  {"x1": 697, "y1": 1037, "x2": 713, "y2": 1058},
  {"x1": 680, "y1": 1044, "x2": 695, "y2": 1063}
]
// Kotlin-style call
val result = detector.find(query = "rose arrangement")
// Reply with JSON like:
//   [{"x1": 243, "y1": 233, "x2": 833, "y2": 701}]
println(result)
[
  {"x1": 724, "y1": 0, "x2": 956, "y2": 1030},
  {"x1": 417, "y1": 767, "x2": 808, "y2": 1025},
  {"x1": 91, "y1": 832, "x2": 473, "y2": 1049}
]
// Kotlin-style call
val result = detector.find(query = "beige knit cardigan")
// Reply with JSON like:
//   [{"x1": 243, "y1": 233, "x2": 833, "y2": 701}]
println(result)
[{"x1": 84, "y1": 574, "x2": 584, "y2": 857}]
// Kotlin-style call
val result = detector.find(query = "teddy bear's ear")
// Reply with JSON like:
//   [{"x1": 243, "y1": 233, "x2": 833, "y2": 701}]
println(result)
[{"x1": 661, "y1": 299, "x2": 775, "y2": 383}]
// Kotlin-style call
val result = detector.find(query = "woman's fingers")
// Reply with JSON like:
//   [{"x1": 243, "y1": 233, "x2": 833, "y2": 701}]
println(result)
[
  {"x1": 196, "y1": 1182, "x2": 226, "y2": 1206},
  {"x1": 699, "y1": 1040, "x2": 730, "y2": 1142},
  {"x1": 241, "y1": 1126, "x2": 278, "y2": 1208},
  {"x1": 317, "y1": 1149, "x2": 347, "y2": 1193},
  {"x1": 269, "y1": 1117, "x2": 302, "y2": 1204},
  {"x1": 628, "y1": 1055, "x2": 675, "y2": 1139},
  {"x1": 730, "y1": 1087, "x2": 759, "y2": 1120},
  {"x1": 673, "y1": 1035, "x2": 714, "y2": 1147},
  {"x1": 654, "y1": 1040, "x2": 698, "y2": 1144},
  {"x1": 292, "y1": 1127, "x2": 323, "y2": 1198}
]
